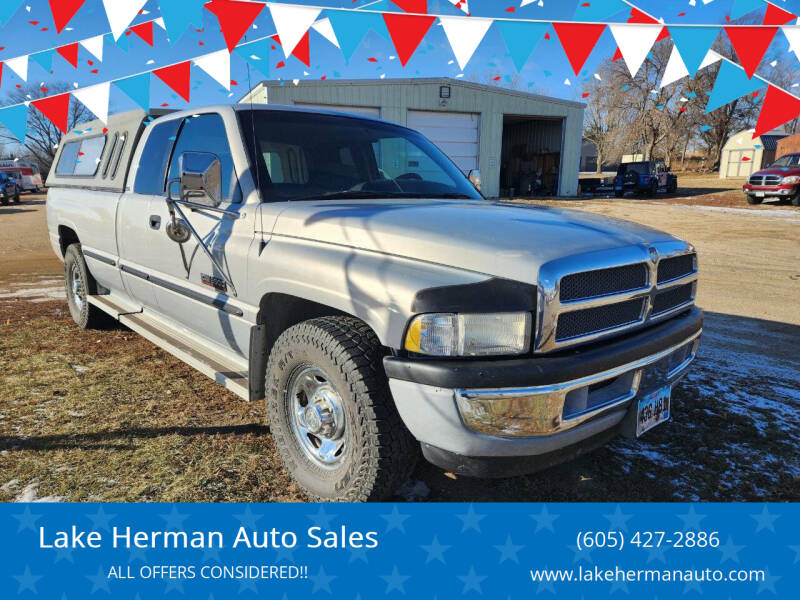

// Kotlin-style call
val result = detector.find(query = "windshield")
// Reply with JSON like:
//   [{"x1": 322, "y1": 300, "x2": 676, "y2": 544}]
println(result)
[
  {"x1": 771, "y1": 154, "x2": 800, "y2": 168},
  {"x1": 617, "y1": 162, "x2": 650, "y2": 176},
  {"x1": 239, "y1": 110, "x2": 483, "y2": 202}
]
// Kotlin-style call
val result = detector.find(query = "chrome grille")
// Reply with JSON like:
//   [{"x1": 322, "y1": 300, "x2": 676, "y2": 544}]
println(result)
[
  {"x1": 652, "y1": 283, "x2": 694, "y2": 316},
  {"x1": 657, "y1": 253, "x2": 696, "y2": 284},
  {"x1": 560, "y1": 263, "x2": 648, "y2": 302},
  {"x1": 556, "y1": 298, "x2": 646, "y2": 341},
  {"x1": 535, "y1": 242, "x2": 698, "y2": 352},
  {"x1": 748, "y1": 174, "x2": 782, "y2": 186}
]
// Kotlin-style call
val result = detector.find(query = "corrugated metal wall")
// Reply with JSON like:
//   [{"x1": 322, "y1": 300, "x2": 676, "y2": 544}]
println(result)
[{"x1": 240, "y1": 79, "x2": 585, "y2": 197}]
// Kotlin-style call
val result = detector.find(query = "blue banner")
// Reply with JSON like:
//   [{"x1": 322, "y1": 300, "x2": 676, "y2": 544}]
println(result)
[{"x1": 1, "y1": 503, "x2": 795, "y2": 598}]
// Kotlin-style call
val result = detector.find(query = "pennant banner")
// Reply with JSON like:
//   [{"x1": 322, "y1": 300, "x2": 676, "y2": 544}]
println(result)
[
  {"x1": 439, "y1": 16, "x2": 493, "y2": 71},
  {"x1": 32, "y1": 93, "x2": 72, "y2": 134},
  {"x1": 102, "y1": 0, "x2": 148, "y2": 41},
  {"x1": 383, "y1": 13, "x2": 437, "y2": 66},
  {"x1": 609, "y1": 23, "x2": 663, "y2": 77},
  {"x1": 496, "y1": 20, "x2": 549, "y2": 73},
  {"x1": 153, "y1": 61, "x2": 192, "y2": 103},
  {"x1": 194, "y1": 49, "x2": 232, "y2": 90},
  {"x1": 327, "y1": 11, "x2": 389, "y2": 62},
  {"x1": 0, "y1": 0, "x2": 25, "y2": 27},
  {"x1": 553, "y1": 22, "x2": 607, "y2": 76},
  {"x1": 668, "y1": 26, "x2": 721, "y2": 79},
  {"x1": 725, "y1": 25, "x2": 778, "y2": 79},
  {"x1": 705, "y1": 60, "x2": 765, "y2": 113},
  {"x1": 660, "y1": 47, "x2": 721, "y2": 88},
  {"x1": 114, "y1": 73, "x2": 151, "y2": 111},
  {"x1": 48, "y1": 0, "x2": 86, "y2": 34},
  {"x1": 0, "y1": 104, "x2": 29, "y2": 144},
  {"x1": 234, "y1": 39, "x2": 271, "y2": 78},
  {"x1": 73, "y1": 82, "x2": 111, "y2": 124},
  {"x1": 268, "y1": 3, "x2": 322, "y2": 58},
  {"x1": 206, "y1": 0, "x2": 265, "y2": 53},
  {"x1": 158, "y1": 0, "x2": 206, "y2": 44},
  {"x1": 80, "y1": 35, "x2": 106, "y2": 62},
  {"x1": 754, "y1": 85, "x2": 800, "y2": 137}
]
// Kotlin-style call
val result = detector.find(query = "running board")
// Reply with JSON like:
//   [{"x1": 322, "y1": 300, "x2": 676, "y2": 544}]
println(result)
[{"x1": 88, "y1": 295, "x2": 250, "y2": 401}]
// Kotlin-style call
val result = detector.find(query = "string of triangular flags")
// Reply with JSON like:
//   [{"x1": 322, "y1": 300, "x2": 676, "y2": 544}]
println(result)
[{"x1": 0, "y1": 0, "x2": 797, "y2": 144}]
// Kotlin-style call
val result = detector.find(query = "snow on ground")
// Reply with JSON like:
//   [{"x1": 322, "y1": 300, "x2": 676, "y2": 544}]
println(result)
[{"x1": 0, "y1": 275, "x2": 65, "y2": 302}]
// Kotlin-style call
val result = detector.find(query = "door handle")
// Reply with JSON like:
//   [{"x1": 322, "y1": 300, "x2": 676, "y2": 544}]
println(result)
[{"x1": 149, "y1": 215, "x2": 161, "y2": 230}]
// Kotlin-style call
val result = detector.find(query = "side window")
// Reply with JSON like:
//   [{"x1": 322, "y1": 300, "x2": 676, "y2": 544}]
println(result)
[
  {"x1": 56, "y1": 141, "x2": 81, "y2": 176},
  {"x1": 102, "y1": 133, "x2": 119, "y2": 178},
  {"x1": 55, "y1": 135, "x2": 107, "y2": 176},
  {"x1": 134, "y1": 120, "x2": 181, "y2": 195},
  {"x1": 168, "y1": 114, "x2": 240, "y2": 202}
]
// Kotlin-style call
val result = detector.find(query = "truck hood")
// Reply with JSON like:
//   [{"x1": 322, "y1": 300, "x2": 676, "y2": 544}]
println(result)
[
  {"x1": 271, "y1": 199, "x2": 678, "y2": 284},
  {"x1": 753, "y1": 167, "x2": 800, "y2": 176}
]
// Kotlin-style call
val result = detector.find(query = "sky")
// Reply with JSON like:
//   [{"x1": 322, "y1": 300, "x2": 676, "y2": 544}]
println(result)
[{"x1": 0, "y1": 0, "x2": 796, "y2": 118}]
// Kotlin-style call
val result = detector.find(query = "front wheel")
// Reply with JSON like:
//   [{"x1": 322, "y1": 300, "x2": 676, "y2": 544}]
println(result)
[
  {"x1": 265, "y1": 316, "x2": 418, "y2": 502},
  {"x1": 0, "y1": 194, "x2": 8, "y2": 206},
  {"x1": 747, "y1": 195, "x2": 763, "y2": 205},
  {"x1": 12, "y1": 189, "x2": 20, "y2": 203}
]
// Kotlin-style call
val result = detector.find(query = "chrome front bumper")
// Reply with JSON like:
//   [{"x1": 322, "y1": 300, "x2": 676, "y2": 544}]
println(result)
[{"x1": 455, "y1": 330, "x2": 701, "y2": 438}]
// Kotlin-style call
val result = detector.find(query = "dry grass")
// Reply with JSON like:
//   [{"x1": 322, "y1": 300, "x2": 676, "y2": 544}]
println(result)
[{"x1": 0, "y1": 298, "x2": 302, "y2": 503}]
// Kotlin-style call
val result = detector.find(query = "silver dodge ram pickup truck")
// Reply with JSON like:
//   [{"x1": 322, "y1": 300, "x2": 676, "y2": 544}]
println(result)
[{"x1": 46, "y1": 105, "x2": 702, "y2": 501}]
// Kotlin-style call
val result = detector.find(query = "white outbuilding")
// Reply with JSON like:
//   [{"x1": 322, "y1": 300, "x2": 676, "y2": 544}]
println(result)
[{"x1": 719, "y1": 129, "x2": 788, "y2": 178}]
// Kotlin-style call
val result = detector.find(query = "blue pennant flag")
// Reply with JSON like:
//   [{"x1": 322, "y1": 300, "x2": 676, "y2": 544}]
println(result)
[
  {"x1": 327, "y1": 10, "x2": 389, "y2": 63},
  {"x1": 730, "y1": 0, "x2": 765, "y2": 19},
  {"x1": 573, "y1": 0, "x2": 628, "y2": 21},
  {"x1": 159, "y1": 0, "x2": 206, "y2": 45},
  {"x1": 669, "y1": 26, "x2": 720, "y2": 78},
  {"x1": 235, "y1": 39, "x2": 271, "y2": 79},
  {"x1": 0, "y1": 0, "x2": 24, "y2": 26},
  {"x1": 115, "y1": 32, "x2": 129, "y2": 53},
  {"x1": 0, "y1": 104, "x2": 29, "y2": 143},
  {"x1": 115, "y1": 73, "x2": 151, "y2": 111},
  {"x1": 30, "y1": 49, "x2": 55, "y2": 73},
  {"x1": 496, "y1": 21, "x2": 549, "y2": 73},
  {"x1": 705, "y1": 61, "x2": 764, "y2": 113}
]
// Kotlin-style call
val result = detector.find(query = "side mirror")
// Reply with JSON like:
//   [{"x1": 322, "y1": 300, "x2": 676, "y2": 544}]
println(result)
[
  {"x1": 468, "y1": 169, "x2": 482, "y2": 191},
  {"x1": 175, "y1": 151, "x2": 222, "y2": 208}
]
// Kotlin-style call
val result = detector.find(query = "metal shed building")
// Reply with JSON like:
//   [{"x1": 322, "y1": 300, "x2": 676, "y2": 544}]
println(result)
[
  {"x1": 719, "y1": 129, "x2": 788, "y2": 178},
  {"x1": 239, "y1": 78, "x2": 585, "y2": 198}
]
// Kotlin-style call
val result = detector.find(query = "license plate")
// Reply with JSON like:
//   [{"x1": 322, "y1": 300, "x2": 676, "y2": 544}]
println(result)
[
  {"x1": 755, "y1": 191, "x2": 765, "y2": 197},
  {"x1": 637, "y1": 385, "x2": 671, "y2": 437}
]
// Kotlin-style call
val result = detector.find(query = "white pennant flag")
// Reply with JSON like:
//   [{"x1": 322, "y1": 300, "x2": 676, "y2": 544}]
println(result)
[
  {"x1": 609, "y1": 23, "x2": 663, "y2": 78},
  {"x1": 268, "y1": 3, "x2": 321, "y2": 58},
  {"x1": 439, "y1": 17, "x2": 493, "y2": 71},
  {"x1": 74, "y1": 82, "x2": 111, "y2": 124},
  {"x1": 80, "y1": 35, "x2": 105, "y2": 62},
  {"x1": 194, "y1": 49, "x2": 231, "y2": 91},
  {"x1": 6, "y1": 56, "x2": 28, "y2": 82},
  {"x1": 448, "y1": 0, "x2": 470, "y2": 14},
  {"x1": 102, "y1": 0, "x2": 148, "y2": 40},
  {"x1": 783, "y1": 26, "x2": 800, "y2": 62},
  {"x1": 312, "y1": 18, "x2": 339, "y2": 48},
  {"x1": 660, "y1": 46, "x2": 722, "y2": 88}
]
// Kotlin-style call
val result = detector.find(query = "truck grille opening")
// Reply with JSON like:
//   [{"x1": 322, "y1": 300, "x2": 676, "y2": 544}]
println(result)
[
  {"x1": 652, "y1": 283, "x2": 694, "y2": 316},
  {"x1": 556, "y1": 298, "x2": 646, "y2": 341},
  {"x1": 748, "y1": 175, "x2": 781, "y2": 186},
  {"x1": 657, "y1": 254, "x2": 696, "y2": 284},
  {"x1": 560, "y1": 263, "x2": 648, "y2": 302}
]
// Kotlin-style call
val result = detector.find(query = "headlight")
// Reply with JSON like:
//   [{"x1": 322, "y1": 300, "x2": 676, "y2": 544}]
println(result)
[
  {"x1": 404, "y1": 312, "x2": 532, "y2": 357},
  {"x1": 781, "y1": 175, "x2": 800, "y2": 184}
]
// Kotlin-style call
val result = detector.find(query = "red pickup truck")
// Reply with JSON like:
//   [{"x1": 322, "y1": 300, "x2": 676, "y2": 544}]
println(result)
[{"x1": 743, "y1": 153, "x2": 800, "y2": 206}]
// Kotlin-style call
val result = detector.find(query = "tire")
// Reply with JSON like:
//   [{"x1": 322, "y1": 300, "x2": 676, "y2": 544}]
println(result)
[
  {"x1": 614, "y1": 190, "x2": 623, "y2": 198},
  {"x1": 747, "y1": 195, "x2": 763, "y2": 205},
  {"x1": 265, "y1": 316, "x2": 418, "y2": 502},
  {"x1": 63, "y1": 244, "x2": 107, "y2": 329},
  {"x1": 792, "y1": 195, "x2": 800, "y2": 207},
  {"x1": 648, "y1": 182, "x2": 658, "y2": 197},
  {"x1": 0, "y1": 195, "x2": 8, "y2": 206},
  {"x1": 12, "y1": 189, "x2": 20, "y2": 203}
]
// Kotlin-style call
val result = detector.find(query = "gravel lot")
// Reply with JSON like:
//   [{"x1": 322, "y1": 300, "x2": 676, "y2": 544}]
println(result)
[{"x1": 1, "y1": 184, "x2": 798, "y2": 502}]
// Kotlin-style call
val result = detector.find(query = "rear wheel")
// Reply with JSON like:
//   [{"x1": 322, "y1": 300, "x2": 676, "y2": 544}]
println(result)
[
  {"x1": 12, "y1": 188, "x2": 20, "y2": 203},
  {"x1": 64, "y1": 244, "x2": 108, "y2": 329},
  {"x1": 265, "y1": 316, "x2": 418, "y2": 501},
  {"x1": 747, "y1": 195, "x2": 762, "y2": 205},
  {"x1": 792, "y1": 195, "x2": 800, "y2": 207}
]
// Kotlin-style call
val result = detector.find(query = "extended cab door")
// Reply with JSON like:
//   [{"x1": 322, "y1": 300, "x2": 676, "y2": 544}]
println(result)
[{"x1": 139, "y1": 112, "x2": 256, "y2": 357}]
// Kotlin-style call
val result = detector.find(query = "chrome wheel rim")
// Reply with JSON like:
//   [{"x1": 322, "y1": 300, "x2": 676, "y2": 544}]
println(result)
[
  {"x1": 69, "y1": 263, "x2": 84, "y2": 313},
  {"x1": 287, "y1": 365, "x2": 348, "y2": 469}
]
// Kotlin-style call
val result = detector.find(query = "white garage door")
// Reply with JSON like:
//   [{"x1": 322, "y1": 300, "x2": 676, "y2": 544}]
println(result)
[
  {"x1": 407, "y1": 110, "x2": 480, "y2": 174},
  {"x1": 294, "y1": 103, "x2": 380, "y2": 119}
]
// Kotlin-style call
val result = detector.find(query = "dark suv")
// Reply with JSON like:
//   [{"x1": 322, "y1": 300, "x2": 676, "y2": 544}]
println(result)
[
  {"x1": 0, "y1": 172, "x2": 20, "y2": 205},
  {"x1": 615, "y1": 160, "x2": 678, "y2": 197},
  {"x1": 742, "y1": 153, "x2": 800, "y2": 206}
]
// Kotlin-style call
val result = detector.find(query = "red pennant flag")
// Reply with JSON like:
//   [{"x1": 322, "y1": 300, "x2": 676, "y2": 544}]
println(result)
[
  {"x1": 754, "y1": 86, "x2": 800, "y2": 138},
  {"x1": 56, "y1": 43, "x2": 79, "y2": 68},
  {"x1": 627, "y1": 8, "x2": 670, "y2": 41},
  {"x1": 0, "y1": 63, "x2": 3, "y2": 88},
  {"x1": 552, "y1": 23, "x2": 606, "y2": 76},
  {"x1": 32, "y1": 93, "x2": 71, "y2": 133},
  {"x1": 48, "y1": 0, "x2": 86, "y2": 34},
  {"x1": 724, "y1": 26, "x2": 778, "y2": 79},
  {"x1": 153, "y1": 61, "x2": 192, "y2": 103},
  {"x1": 130, "y1": 22, "x2": 154, "y2": 46},
  {"x1": 205, "y1": 0, "x2": 265, "y2": 53},
  {"x1": 383, "y1": 13, "x2": 437, "y2": 66},
  {"x1": 391, "y1": 0, "x2": 428, "y2": 12},
  {"x1": 613, "y1": 47, "x2": 622, "y2": 61},
  {"x1": 763, "y1": 3, "x2": 797, "y2": 25},
  {"x1": 270, "y1": 33, "x2": 311, "y2": 67}
]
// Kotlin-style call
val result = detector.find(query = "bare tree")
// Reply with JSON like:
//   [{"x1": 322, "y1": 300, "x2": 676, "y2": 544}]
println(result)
[{"x1": 0, "y1": 83, "x2": 92, "y2": 175}]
